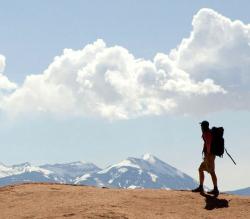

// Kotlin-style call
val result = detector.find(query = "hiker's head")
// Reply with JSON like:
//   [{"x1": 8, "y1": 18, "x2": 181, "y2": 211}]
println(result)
[{"x1": 200, "y1": 120, "x2": 209, "y2": 132}]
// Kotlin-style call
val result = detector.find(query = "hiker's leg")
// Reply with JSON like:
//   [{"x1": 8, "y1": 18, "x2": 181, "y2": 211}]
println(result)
[
  {"x1": 198, "y1": 160, "x2": 206, "y2": 186},
  {"x1": 192, "y1": 168, "x2": 204, "y2": 192},
  {"x1": 208, "y1": 171, "x2": 219, "y2": 196},
  {"x1": 210, "y1": 171, "x2": 217, "y2": 187},
  {"x1": 209, "y1": 155, "x2": 217, "y2": 187},
  {"x1": 199, "y1": 169, "x2": 204, "y2": 186}
]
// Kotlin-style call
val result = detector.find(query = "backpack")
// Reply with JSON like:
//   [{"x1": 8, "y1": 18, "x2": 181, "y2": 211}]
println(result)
[{"x1": 210, "y1": 127, "x2": 225, "y2": 157}]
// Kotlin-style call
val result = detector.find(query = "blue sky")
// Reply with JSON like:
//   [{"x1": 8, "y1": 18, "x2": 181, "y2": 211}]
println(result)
[{"x1": 0, "y1": 1, "x2": 250, "y2": 190}]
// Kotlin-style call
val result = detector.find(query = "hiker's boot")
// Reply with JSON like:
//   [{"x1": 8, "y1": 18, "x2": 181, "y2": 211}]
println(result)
[
  {"x1": 192, "y1": 185, "x2": 204, "y2": 193},
  {"x1": 207, "y1": 187, "x2": 219, "y2": 197}
]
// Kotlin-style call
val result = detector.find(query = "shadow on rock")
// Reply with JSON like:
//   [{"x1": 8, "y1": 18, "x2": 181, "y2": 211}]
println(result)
[{"x1": 201, "y1": 193, "x2": 229, "y2": 210}]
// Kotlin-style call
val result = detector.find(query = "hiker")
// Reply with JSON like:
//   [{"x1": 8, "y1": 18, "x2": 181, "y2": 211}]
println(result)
[{"x1": 192, "y1": 120, "x2": 219, "y2": 196}]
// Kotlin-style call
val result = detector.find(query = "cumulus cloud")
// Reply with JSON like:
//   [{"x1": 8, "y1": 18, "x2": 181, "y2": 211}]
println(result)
[
  {"x1": 0, "y1": 40, "x2": 224, "y2": 119},
  {"x1": 0, "y1": 74, "x2": 17, "y2": 91},
  {"x1": 1, "y1": 8, "x2": 250, "y2": 119},
  {"x1": 170, "y1": 8, "x2": 250, "y2": 113},
  {"x1": 0, "y1": 55, "x2": 5, "y2": 73},
  {"x1": 0, "y1": 55, "x2": 17, "y2": 91}
]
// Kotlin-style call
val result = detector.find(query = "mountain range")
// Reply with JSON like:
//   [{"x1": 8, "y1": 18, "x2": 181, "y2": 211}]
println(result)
[
  {"x1": 0, "y1": 154, "x2": 197, "y2": 189},
  {"x1": 0, "y1": 154, "x2": 249, "y2": 195},
  {"x1": 75, "y1": 154, "x2": 197, "y2": 189}
]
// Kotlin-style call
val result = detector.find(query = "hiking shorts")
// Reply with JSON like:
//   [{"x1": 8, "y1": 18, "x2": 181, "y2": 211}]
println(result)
[{"x1": 199, "y1": 154, "x2": 215, "y2": 174}]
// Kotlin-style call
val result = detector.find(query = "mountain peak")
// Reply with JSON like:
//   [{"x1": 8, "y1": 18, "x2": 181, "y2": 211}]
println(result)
[
  {"x1": 67, "y1": 161, "x2": 87, "y2": 166},
  {"x1": 142, "y1": 153, "x2": 157, "y2": 163},
  {"x1": 12, "y1": 162, "x2": 31, "y2": 168}
]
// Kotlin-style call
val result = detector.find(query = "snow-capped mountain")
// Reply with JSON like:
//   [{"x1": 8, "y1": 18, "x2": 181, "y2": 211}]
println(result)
[
  {"x1": 75, "y1": 154, "x2": 198, "y2": 189},
  {"x1": 0, "y1": 161, "x2": 101, "y2": 186},
  {"x1": 0, "y1": 154, "x2": 198, "y2": 189},
  {"x1": 40, "y1": 161, "x2": 101, "y2": 183},
  {"x1": 0, "y1": 162, "x2": 19, "y2": 178},
  {"x1": 0, "y1": 162, "x2": 61, "y2": 186},
  {"x1": 226, "y1": 187, "x2": 250, "y2": 196},
  {"x1": 0, "y1": 162, "x2": 52, "y2": 178}
]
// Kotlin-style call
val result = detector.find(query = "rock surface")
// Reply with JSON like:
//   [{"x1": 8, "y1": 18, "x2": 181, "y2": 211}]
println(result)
[{"x1": 0, "y1": 183, "x2": 249, "y2": 219}]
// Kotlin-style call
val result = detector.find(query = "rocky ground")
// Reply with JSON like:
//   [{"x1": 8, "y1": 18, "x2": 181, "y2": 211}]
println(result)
[{"x1": 0, "y1": 183, "x2": 249, "y2": 219}]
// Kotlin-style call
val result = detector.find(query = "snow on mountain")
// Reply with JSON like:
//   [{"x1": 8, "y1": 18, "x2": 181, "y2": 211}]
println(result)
[
  {"x1": 0, "y1": 155, "x2": 198, "y2": 189},
  {"x1": 40, "y1": 161, "x2": 101, "y2": 183},
  {"x1": 0, "y1": 162, "x2": 52, "y2": 178},
  {"x1": 0, "y1": 163, "x2": 16, "y2": 178},
  {"x1": 0, "y1": 160, "x2": 101, "y2": 186},
  {"x1": 0, "y1": 162, "x2": 60, "y2": 186},
  {"x1": 75, "y1": 154, "x2": 198, "y2": 190}
]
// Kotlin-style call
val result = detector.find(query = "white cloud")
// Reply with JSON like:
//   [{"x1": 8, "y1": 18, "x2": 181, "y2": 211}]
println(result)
[
  {"x1": 0, "y1": 55, "x2": 5, "y2": 73},
  {"x1": 170, "y1": 8, "x2": 250, "y2": 113},
  {"x1": 0, "y1": 74, "x2": 17, "y2": 91},
  {"x1": 1, "y1": 8, "x2": 250, "y2": 119},
  {"x1": 0, "y1": 55, "x2": 17, "y2": 91}
]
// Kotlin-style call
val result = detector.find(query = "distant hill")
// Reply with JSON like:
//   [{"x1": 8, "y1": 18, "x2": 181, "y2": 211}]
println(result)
[{"x1": 226, "y1": 187, "x2": 250, "y2": 196}]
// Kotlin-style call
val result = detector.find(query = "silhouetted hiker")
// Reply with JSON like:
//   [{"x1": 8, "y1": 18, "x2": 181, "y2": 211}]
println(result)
[{"x1": 192, "y1": 120, "x2": 219, "y2": 197}]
